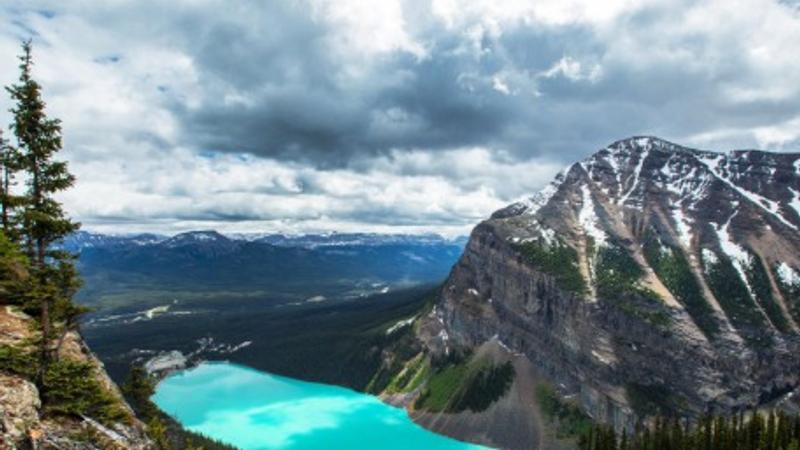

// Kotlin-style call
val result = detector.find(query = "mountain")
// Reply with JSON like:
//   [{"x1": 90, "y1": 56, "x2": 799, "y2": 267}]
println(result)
[
  {"x1": 58, "y1": 231, "x2": 166, "y2": 252},
  {"x1": 252, "y1": 232, "x2": 468, "y2": 249},
  {"x1": 72, "y1": 231, "x2": 466, "y2": 312},
  {"x1": 62, "y1": 231, "x2": 466, "y2": 252},
  {"x1": 69, "y1": 231, "x2": 464, "y2": 287},
  {"x1": 369, "y1": 137, "x2": 800, "y2": 450}
]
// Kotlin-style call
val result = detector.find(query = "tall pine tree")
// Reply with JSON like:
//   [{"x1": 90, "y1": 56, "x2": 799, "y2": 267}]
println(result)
[{"x1": 5, "y1": 40, "x2": 79, "y2": 386}]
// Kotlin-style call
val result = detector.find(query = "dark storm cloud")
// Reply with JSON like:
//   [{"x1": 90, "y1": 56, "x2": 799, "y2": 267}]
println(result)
[
  {"x1": 9, "y1": 0, "x2": 798, "y2": 169},
  {"x1": 157, "y1": 0, "x2": 800, "y2": 168},
  {"x1": 174, "y1": 25, "x2": 528, "y2": 165}
]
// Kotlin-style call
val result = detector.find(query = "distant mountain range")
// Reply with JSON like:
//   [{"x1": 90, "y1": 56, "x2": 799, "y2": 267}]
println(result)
[
  {"x1": 68, "y1": 230, "x2": 467, "y2": 311},
  {"x1": 61, "y1": 230, "x2": 467, "y2": 252}
]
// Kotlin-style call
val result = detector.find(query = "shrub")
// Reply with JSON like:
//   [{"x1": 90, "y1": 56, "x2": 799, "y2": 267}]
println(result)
[
  {"x1": 43, "y1": 359, "x2": 129, "y2": 425},
  {"x1": 414, "y1": 360, "x2": 469, "y2": 412},
  {"x1": 772, "y1": 264, "x2": 800, "y2": 326},
  {"x1": 595, "y1": 243, "x2": 671, "y2": 330},
  {"x1": 415, "y1": 358, "x2": 515, "y2": 413},
  {"x1": 0, "y1": 344, "x2": 36, "y2": 378},
  {"x1": 643, "y1": 233, "x2": 719, "y2": 338},
  {"x1": 450, "y1": 361, "x2": 514, "y2": 412},
  {"x1": 625, "y1": 382, "x2": 679, "y2": 417},
  {"x1": 536, "y1": 383, "x2": 593, "y2": 439},
  {"x1": 0, "y1": 231, "x2": 29, "y2": 300},
  {"x1": 385, "y1": 354, "x2": 429, "y2": 394},
  {"x1": 703, "y1": 253, "x2": 770, "y2": 347},
  {"x1": 745, "y1": 255, "x2": 790, "y2": 333},
  {"x1": 515, "y1": 240, "x2": 587, "y2": 295}
]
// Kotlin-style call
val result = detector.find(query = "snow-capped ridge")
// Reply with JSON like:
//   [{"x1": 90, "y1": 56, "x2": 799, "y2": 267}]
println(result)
[
  {"x1": 488, "y1": 135, "x2": 800, "y2": 341},
  {"x1": 163, "y1": 230, "x2": 231, "y2": 247}
]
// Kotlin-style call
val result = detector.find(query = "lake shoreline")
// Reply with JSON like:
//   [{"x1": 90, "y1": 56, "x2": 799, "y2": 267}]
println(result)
[{"x1": 153, "y1": 361, "x2": 495, "y2": 450}]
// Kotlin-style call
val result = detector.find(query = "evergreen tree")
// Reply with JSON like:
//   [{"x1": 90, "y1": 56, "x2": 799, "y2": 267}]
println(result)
[
  {"x1": 0, "y1": 229, "x2": 28, "y2": 298},
  {"x1": 764, "y1": 411, "x2": 777, "y2": 450},
  {"x1": 147, "y1": 416, "x2": 170, "y2": 450},
  {"x1": 0, "y1": 129, "x2": 23, "y2": 239},
  {"x1": 5, "y1": 40, "x2": 79, "y2": 385},
  {"x1": 122, "y1": 365, "x2": 159, "y2": 421},
  {"x1": 620, "y1": 429, "x2": 629, "y2": 450},
  {"x1": 578, "y1": 411, "x2": 800, "y2": 450}
]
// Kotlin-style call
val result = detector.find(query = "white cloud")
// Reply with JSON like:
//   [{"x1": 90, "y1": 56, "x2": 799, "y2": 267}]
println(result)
[
  {"x1": 1, "y1": 0, "x2": 799, "y2": 235},
  {"x1": 311, "y1": 0, "x2": 427, "y2": 60},
  {"x1": 540, "y1": 56, "x2": 602, "y2": 83},
  {"x1": 431, "y1": 0, "x2": 643, "y2": 29},
  {"x1": 58, "y1": 145, "x2": 562, "y2": 236}
]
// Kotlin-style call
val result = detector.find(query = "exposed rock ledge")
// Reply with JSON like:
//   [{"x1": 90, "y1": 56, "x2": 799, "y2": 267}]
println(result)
[{"x1": 0, "y1": 305, "x2": 153, "y2": 449}]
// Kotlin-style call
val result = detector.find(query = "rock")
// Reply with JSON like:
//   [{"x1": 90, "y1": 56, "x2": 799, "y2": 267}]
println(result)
[
  {"x1": 0, "y1": 374, "x2": 41, "y2": 448},
  {"x1": 0, "y1": 306, "x2": 154, "y2": 449},
  {"x1": 144, "y1": 350, "x2": 187, "y2": 375}
]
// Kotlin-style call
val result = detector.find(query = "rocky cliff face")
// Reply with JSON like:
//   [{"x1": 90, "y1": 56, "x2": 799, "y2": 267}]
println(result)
[
  {"x1": 0, "y1": 305, "x2": 153, "y2": 450},
  {"x1": 411, "y1": 137, "x2": 800, "y2": 440}
]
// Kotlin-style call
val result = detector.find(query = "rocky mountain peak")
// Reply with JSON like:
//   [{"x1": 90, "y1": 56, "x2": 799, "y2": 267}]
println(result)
[
  {"x1": 161, "y1": 230, "x2": 235, "y2": 251},
  {"x1": 166, "y1": 230, "x2": 229, "y2": 244},
  {"x1": 421, "y1": 137, "x2": 800, "y2": 435}
]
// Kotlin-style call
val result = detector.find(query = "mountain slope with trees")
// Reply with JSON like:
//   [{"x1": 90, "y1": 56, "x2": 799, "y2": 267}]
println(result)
[{"x1": 370, "y1": 137, "x2": 800, "y2": 450}]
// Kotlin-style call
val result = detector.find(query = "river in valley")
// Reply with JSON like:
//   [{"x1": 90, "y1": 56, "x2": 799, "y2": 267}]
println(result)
[{"x1": 153, "y1": 361, "x2": 493, "y2": 450}]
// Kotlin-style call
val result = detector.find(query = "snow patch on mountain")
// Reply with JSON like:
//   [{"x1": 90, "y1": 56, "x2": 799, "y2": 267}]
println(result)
[
  {"x1": 619, "y1": 147, "x2": 649, "y2": 206},
  {"x1": 539, "y1": 226, "x2": 557, "y2": 245},
  {"x1": 777, "y1": 263, "x2": 799, "y2": 286},
  {"x1": 603, "y1": 148, "x2": 623, "y2": 192},
  {"x1": 386, "y1": 316, "x2": 416, "y2": 335},
  {"x1": 788, "y1": 188, "x2": 800, "y2": 218},
  {"x1": 671, "y1": 207, "x2": 693, "y2": 248},
  {"x1": 660, "y1": 159, "x2": 712, "y2": 204},
  {"x1": 521, "y1": 175, "x2": 562, "y2": 216},
  {"x1": 713, "y1": 213, "x2": 754, "y2": 298},
  {"x1": 702, "y1": 249, "x2": 719, "y2": 266},
  {"x1": 697, "y1": 154, "x2": 798, "y2": 231},
  {"x1": 579, "y1": 184, "x2": 607, "y2": 247}
]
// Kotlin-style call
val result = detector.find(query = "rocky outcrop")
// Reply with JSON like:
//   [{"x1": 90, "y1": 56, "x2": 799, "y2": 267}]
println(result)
[
  {"x1": 0, "y1": 306, "x2": 154, "y2": 449},
  {"x1": 393, "y1": 137, "x2": 800, "y2": 449},
  {"x1": 0, "y1": 374, "x2": 40, "y2": 447}
]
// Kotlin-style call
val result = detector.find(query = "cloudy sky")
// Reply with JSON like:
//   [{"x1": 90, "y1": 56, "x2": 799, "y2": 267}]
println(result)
[{"x1": 1, "y1": 0, "x2": 799, "y2": 236}]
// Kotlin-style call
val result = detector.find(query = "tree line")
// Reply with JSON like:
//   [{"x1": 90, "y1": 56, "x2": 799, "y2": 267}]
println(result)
[{"x1": 580, "y1": 410, "x2": 800, "y2": 450}]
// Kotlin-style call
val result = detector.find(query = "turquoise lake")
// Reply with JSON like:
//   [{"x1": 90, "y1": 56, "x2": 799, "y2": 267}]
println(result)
[{"x1": 152, "y1": 362, "x2": 493, "y2": 450}]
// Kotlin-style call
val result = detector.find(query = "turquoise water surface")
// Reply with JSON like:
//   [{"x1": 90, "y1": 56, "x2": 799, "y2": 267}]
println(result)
[{"x1": 152, "y1": 362, "x2": 493, "y2": 450}]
